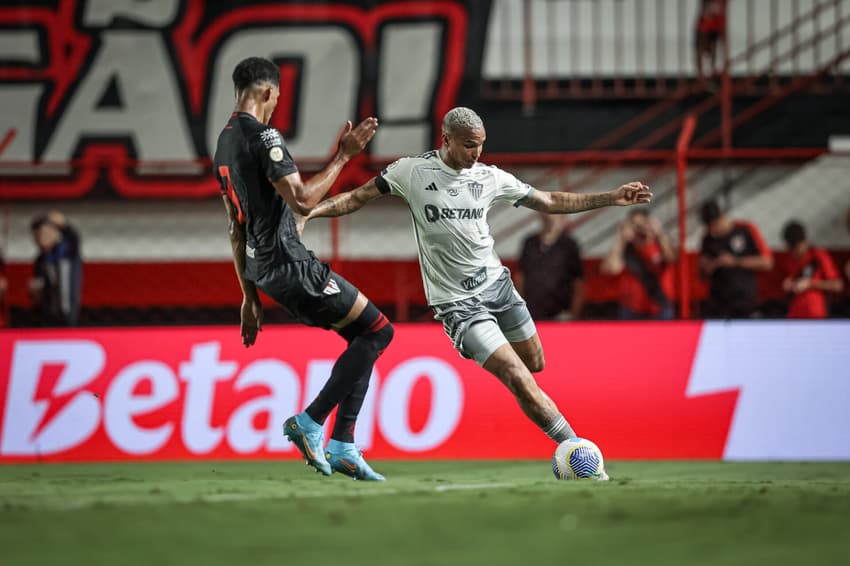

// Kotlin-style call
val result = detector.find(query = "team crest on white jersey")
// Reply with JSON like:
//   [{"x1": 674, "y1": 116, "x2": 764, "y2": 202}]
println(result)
[
  {"x1": 467, "y1": 181, "x2": 483, "y2": 200},
  {"x1": 323, "y1": 278, "x2": 341, "y2": 295}
]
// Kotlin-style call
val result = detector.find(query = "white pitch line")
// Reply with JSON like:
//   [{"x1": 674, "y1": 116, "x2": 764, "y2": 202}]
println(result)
[{"x1": 433, "y1": 482, "x2": 516, "y2": 492}]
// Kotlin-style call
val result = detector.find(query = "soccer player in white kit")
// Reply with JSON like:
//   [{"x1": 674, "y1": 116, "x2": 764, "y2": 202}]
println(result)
[{"x1": 301, "y1": 107, "x2": 651, "y2": 462}]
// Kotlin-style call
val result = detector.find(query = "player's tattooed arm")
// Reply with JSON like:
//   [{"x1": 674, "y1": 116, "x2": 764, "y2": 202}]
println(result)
[
  {"x1": 222, "y1": 196, "x2": 263, "y2": 347},
  {"x1": 520, "y1": 182, "x2": 652, "y2": 213},
  {"x1": 306, "y1": 179, "x2": 384, "y2": 220}
]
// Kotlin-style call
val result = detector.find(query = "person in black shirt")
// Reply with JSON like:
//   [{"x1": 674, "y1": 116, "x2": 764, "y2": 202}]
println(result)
[
  {"x1": 213, "y1": 57, "x2": 390, "y2": 481},
  {"x1": 517, "y1": 213, "x2": 584, "y2": 320},
  {"x1": 699, "y1": 200, "x2": 773, "y2": 318},
  {"x1": 28, "y1": 211, "x2": 82, "y2": 326}
]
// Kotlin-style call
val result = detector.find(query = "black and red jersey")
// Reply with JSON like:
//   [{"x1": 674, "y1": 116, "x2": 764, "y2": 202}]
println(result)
[
  {"x1": 213, "y1": 112, "x2": 307, "y2": 281},
  {"x1": 784, "y1": 247, "x2": 840, "y2": 318},
  {"x1": 700, "y1": 221, "x2": 771, "y2": 312},
  {"x1": 619, "y1": 240, "x2": 674, "y2": 316}
]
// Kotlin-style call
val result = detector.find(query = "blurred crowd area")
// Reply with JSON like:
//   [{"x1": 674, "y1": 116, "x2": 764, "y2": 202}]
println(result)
[{"x1": 2, "y1": 190, "x2": 848, "y2": 328}]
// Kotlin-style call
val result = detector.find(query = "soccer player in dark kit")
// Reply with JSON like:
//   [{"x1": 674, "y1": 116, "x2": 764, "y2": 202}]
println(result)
[{"x1": 213, "y1": 57, "x2": 391, "y2": 481}]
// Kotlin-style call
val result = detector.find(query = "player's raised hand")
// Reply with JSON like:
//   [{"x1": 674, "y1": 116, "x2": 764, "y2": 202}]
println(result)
[
  {"x1": 240, "y1": 296, "x2": 263, "y2": 347},
  {"x1": 612, "y1": 182, "x2": 652, "y2": 206},
  {"x1": 337, "y1": 117, "x2": 379, "y2": 160}
]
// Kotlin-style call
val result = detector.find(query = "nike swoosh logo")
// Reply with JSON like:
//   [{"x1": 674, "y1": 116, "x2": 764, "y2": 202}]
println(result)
[
  {"x1": 299, "y1": 433, "x2": 317, "y2": 460},
  {"x1": 339, "y1": 458, "x2": 358, "y2": 472}
]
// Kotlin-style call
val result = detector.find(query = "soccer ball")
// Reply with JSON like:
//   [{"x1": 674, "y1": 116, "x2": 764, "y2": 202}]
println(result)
[{"x1": 552, "y1": 437, "x2": 607, "y2": 480}]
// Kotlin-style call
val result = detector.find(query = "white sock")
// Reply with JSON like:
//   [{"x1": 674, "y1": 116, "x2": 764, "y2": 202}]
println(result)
[{"x1": 543, "y1": 415, "x2": 575, "y2": 443}]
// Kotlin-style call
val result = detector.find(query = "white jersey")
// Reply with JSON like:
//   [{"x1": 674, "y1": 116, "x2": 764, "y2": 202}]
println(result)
[{"x1": 377, "y1": 150, "x2": 533, "y2": 305}]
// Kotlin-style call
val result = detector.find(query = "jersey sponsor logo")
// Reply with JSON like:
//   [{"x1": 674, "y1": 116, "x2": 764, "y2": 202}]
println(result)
[
  {"x1": 260, "y1": 128, "x2": 282, "y2": 148},
  {"x1": 467, "y1": 181, "x2": 483, "y2": 200},
  {"x1": 245, "y1": 245, "x2": 256, "y2": 259},
  {"x1": 424, "y1": 204, "x2": 484, "y2": 223},
  {"x1": 460, "y1": 267, "x2": 487, "y2": 291},
  {"x1": 323, "y1": 278, "x2": 341, "y2": 295},
  {"x1": 269, "y1": 147, "x2": 284, "y2": 162},
  {"x1": 447, "y1": 186, "x2": 459, "y2": 196},
  {"x1": 425, "y1": 182, "x2": 438, "y2": 192},
  {"x1": 730, "y1": 234, "x2": 746, "y2": 254}
]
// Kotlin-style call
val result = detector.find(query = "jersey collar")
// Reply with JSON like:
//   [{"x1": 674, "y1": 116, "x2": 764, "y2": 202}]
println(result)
[{"x1": 436, "y1": 151, "x2": 471, "y2": 175}]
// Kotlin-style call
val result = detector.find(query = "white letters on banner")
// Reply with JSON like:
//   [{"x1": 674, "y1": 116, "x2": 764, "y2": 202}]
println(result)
[
  {"x1": 42, "y1": 32, "x2": 196, "y2": 165},
  {"x1": 1, "y1": 341, "x2": 104, "y2": 456},
  {"x1": 83, "y1": 0, "x2": 181, "y2": 28},
  {"x1": 206, "y1": 28, "x2": 358, "y2": 160},
  {"x1": 226, "y1": 359, "x2": 299, "y2": 454},
  {"x1": 0, "y1": 340, "x2": 464, "y2": 457},
  {"x1": 105, "y1": 361, "x2": 178, "y2": 455},
  {"x1": 379, "y1": 358, "x2": 464, "y2": 451},
  {"x1": 179, "y1": 342, "x2": 237, "y2": 453},
  {"x1": 0, "y1": 6, "x2": 453, "y2": 177}
]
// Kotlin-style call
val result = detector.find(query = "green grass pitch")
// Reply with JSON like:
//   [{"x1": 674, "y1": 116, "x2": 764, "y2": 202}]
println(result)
[{"x1": 2, "y1": 461, "x2": 849, "y2": 566}]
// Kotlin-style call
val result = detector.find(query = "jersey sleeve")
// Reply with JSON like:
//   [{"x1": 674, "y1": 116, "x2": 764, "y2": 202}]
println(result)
[
  {"x1": 375, "y1": 157, "x2": 414, "y2": 199},
  {"x1": 250, "y1": 126, "x2": 298, "y2": 182},
  {"x1": 815, "y1": 248, "x2": 840, "y2": 280},
  {"x1": 743, "y1": 222, "x2": 772, "y2": 259},
  {"x1": 491, "y1": 167, "x2": 534, "y2": 206}
]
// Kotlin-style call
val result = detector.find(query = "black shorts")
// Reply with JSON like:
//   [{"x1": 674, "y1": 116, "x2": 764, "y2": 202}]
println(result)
[{"x1": 254, "y1": 258, "x2": 359, "y2": 329}]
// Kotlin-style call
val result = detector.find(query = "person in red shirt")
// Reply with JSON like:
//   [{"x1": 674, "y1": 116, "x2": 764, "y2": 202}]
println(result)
[
  {"x1": 601, "y1": 209, "x2": 676, "y2": 320},
  {"x1": 781, "y1": 220, "x2": 843, "y2": 319},
  {"x1": 695, "y1": 0, "x2": 727, "y2": 83}
]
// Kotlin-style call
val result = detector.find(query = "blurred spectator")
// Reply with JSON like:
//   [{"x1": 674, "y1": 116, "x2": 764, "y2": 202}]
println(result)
[
  {"x1": 29, "y1": 210, "x2": 82, "y2": 326},
  {"x1": 0, "y1": 251, "x2": 7, "y2": 327},
  {"x1": 699, "y1": 200, "x2": 773, "y2": 318},
  {"x1": 845, "y1": 206, "x2": 850, "y2": 284},
  {"x1": 695, "y1": 0, "x2": 726, "y2": 83},
  {"x1": 517, "y1": 213, "x2": 584, "y2": 320},
  {"x1": 601, "y1": 209, "x2": 676, "y2": 320},
  {"x1": 780, "y1": 220, "x2": 843, "y2": 318}
]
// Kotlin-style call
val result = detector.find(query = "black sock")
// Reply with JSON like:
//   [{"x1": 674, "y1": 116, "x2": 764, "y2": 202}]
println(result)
[
  {"x1": 304, "y1": 303, "x2": 393, "y2": 438},
  {"x1": 329, "y1": 338, "x2": 376, "y2": 442}
]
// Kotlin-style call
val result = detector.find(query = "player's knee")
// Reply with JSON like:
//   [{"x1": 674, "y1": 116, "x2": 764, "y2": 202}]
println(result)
[
  {"x1": 525, "y1": 352, "x2": 545, "y2": 373},
  {"x1": 372, "y1": 320, "x2": 394, "y2": 352}
]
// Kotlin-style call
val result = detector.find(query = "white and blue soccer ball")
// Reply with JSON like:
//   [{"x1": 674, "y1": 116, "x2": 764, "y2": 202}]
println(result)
[{"x1": 552, "y1": 437, "x2": 607, "y2": 480}]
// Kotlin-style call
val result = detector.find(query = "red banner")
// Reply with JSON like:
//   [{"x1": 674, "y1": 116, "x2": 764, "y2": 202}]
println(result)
[{"x1": 0, "y1": 323, "x2": 744, "y2": 462}]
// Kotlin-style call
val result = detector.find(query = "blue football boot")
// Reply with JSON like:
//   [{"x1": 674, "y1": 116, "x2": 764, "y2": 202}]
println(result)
[
  {"x1": 325, "y1": 439, "x2": 385, "y2": 481},
  {"x1": 283, "y1": 413, "x2": 331, "y2": 476}
]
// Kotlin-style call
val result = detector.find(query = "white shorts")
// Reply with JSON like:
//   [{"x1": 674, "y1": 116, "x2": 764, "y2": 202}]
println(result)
[{"x1": 432, "y1": 268, "x2": 537, "y2": 365}]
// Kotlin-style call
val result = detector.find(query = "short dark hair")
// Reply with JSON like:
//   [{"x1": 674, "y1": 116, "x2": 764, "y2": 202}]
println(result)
[
  {"x1": 782, "y1": 220, "x2": 806, "y2": 247},
  {"x1": 30, "y1": 214, "x2": 50, "y2": 232},
  {"x1": 628, "y1": 208, "x2": 650, "y2": 219},
  {"x1": 700, "y1": 200, "x2": 722, "y2": 225},
  {"x1": 232, "y1": 57, "x2": 280, "y2": 91}
]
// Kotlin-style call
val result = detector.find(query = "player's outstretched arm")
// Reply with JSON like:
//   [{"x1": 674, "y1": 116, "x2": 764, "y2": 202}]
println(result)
[
  {"x1": 307, "y1": 178, "x2": 384, "y2": 220},
  {"x1": 273, "y1": 117, "x2": 378, "y2": 215},
  {"x1": 222, "y1": 196, "x2": 263, "y2": 347},
  {"x1": 520, "y1": 182, "x2": 652, "y2": 214}
]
